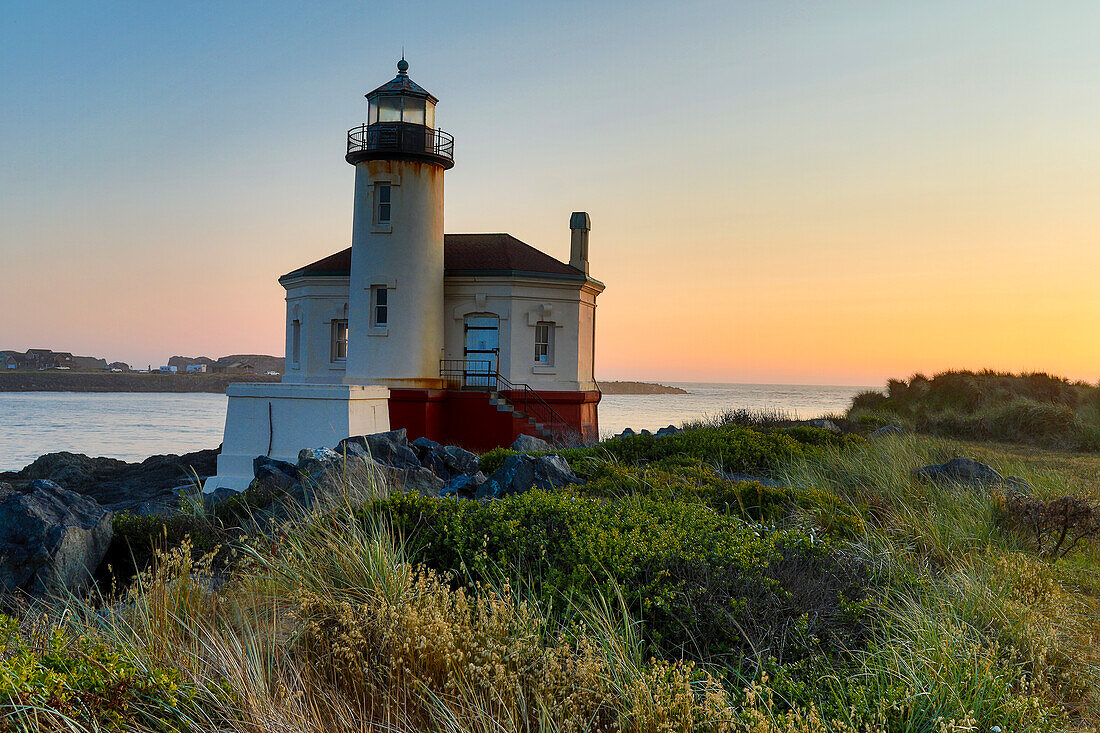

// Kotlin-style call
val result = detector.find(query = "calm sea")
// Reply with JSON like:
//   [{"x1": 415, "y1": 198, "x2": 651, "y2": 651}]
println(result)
[{"x1": 0, "y1": 384, "x2": 871, "y2": 471}]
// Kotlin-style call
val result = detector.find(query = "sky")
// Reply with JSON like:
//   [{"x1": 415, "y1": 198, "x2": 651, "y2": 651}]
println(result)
[{"x1": 2, "y1": 0, "x2": 1098, "y2": 386}]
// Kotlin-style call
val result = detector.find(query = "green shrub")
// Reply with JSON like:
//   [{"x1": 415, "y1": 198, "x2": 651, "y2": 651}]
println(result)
[
  {"x1": 579, "y1": 460, "x2": 865, "y2": 537},
  {"x1": 0, "y1": 616, "x2": 199, "y2": 731},
  {"x1": 564, "y1": 425, "x2": 862, "y2": 475},
  {"x1": 477, "y1": 447, "x2": 521, "y2": 475},
  {"x1": 103, "y1": 512, "x2": 223, "y2": 590},
  {"x1": 374, "y1": 490, "x2": 869, "y2": 663}
]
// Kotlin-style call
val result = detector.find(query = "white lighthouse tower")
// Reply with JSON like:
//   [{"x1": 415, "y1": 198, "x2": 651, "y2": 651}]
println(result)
[{"x1": 343, "y1": 58, "x2": 455, "y2": 388}]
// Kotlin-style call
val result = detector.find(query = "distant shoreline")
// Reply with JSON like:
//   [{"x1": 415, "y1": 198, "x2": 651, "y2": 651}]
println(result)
[
  {"x1": 0, "y1": 372, "x2": 688, "y2": 396},
  {"x1": 0, "y1": 372, "x2": 280, "y2": 393},
  {"x1": 599, "y1": 381, "x2": 688, "y2": 395}
]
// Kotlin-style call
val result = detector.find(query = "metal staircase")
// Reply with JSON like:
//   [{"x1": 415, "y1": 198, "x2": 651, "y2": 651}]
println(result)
[{"x1": 440, "y1": 359, "x2": 576, "y2": 444}]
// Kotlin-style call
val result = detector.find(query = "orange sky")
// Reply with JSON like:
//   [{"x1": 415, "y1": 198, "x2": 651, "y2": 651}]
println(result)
[{"x1": 2, "y1": 1, "x2": 1098, "y2": 385}]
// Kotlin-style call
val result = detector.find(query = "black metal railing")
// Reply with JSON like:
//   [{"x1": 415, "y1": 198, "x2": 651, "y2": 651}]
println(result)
[
  {"x1": 439, "y1": 359, "x2": 579, "y2": 445},
  {"x1": 441, "y1": 359, "x2": 494, "y2": 390},
  {"x1": 347, "y1": 122, "x2": 454, "y2": 162}
]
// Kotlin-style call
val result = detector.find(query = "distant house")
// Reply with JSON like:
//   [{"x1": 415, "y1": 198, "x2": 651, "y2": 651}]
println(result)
[
  {"x1": 0, "y1": 352, "x2": 17, "y2": 369},
  {"x1": 211, "y1": 360, "x2": 254, "y2": 375},
  {"x1": 186, "y1": 364, "x2": 208, "y2": 373},
  {"x1": 158, "y1": 365, "x2": 179, "y2": 374},
  {"x1": 21, "y1": 349, "x2": 74, "y2": 370}
]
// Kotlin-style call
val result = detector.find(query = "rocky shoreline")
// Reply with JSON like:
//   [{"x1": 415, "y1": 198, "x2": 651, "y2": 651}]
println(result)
[{"x1": 598, "y1": 381, "x2": 688, "y2": 395}]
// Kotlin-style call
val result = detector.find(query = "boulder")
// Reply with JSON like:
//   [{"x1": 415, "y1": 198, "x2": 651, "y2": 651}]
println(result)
[
  {"x1": 296, "y1": 447, "x2": 344, "y2": 481},
  {"x1": 0, "y1": 480, "x2": 113, "y2": 599},
  {"x1": 477, "y1": 454, "x2": 582, "y2": 500},
  {"x1": 869, "y1": 425, "x2": 905, "y2": 438},
  {"x1": 807, "y1": 419, "x2": 841, "y2": 433},
  {"x1": 411, "y1": 436, "x2": 450, "y2": 477},
  {"x1": 614, "y1": 428, "x2": 636, "y2": 440},
  {"x1": 371, "y1": 460, "x2": 445, "y2": 497},
  {"x1": 253, "y1": 456, "x2": 299, "y2": 492},
  {"x1": 913, "y1": 458, "x2": 1030, "y2": 492},
  {"x1": 655, "y1": 424, "x2": 680, "y2": 437},
  {"x1": 441, "y1": 471, "x2": 488, "y2": 499},
  {"x1": 12, "y1": 449, "x2": 216, "y2": 516},
  {"x1": 511, "y1": 434, "x2": 553, "y2": 453},
  {"x1": 443, "y1": 445, "x2": 479, "y2": 476},
  {"x1": 337, "y1": 429, "x2": 421, "y2": 470},
  {"x1": 640, "y1": 429, "x2": 653, "y2": 437}
]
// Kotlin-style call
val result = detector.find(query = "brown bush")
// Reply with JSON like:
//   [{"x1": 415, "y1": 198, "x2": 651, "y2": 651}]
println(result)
[{"x1": 998, "y1": 492, "x2": 1100, "y2": 559}]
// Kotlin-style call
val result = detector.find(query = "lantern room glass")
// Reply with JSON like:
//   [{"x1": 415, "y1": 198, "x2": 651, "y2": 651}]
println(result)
[{"x1": 368, "y1": 96, "x2": 436, "y2": 128}]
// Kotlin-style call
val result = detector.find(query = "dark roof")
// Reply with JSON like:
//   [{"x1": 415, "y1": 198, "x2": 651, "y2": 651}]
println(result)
[
  {"x1": 280, "y1": 234, "x2": 588, "y2": 283},
  {"x1": 366, "y1": 61, "x2": 439, "y2": 104}
]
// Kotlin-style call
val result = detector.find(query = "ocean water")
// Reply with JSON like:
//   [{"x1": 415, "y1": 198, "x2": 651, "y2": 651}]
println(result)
[{"x1": 0, "y1": 384, "x2": 871, "y2": 471}]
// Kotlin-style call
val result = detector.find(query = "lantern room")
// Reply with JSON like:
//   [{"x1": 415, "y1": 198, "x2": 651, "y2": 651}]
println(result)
[
  {"x1": 347, "y1": 58, "x2": 454, "y2": 168},
  {"x1": 366, "y1": 58, "x2": 437, "y2": 127}
]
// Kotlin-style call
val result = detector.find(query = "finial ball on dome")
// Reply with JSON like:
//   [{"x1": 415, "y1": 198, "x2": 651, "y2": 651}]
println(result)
[{"x1": 397, "y1": 58, "x2": 409, "y2": 73}]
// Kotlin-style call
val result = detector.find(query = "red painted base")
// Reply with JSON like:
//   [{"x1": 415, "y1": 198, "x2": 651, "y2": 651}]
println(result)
[{"x1": 388, "y1": 389, "x2": 601, "y2": 453}]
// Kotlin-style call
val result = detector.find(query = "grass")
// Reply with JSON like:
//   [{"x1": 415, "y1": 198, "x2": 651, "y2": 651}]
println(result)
[
  {"x1": 2, "y1": 415, "x2": 1099, "y2": 731},
  {"x1": 850, "y1": 370, "x2": 1100, "y2": 451}
]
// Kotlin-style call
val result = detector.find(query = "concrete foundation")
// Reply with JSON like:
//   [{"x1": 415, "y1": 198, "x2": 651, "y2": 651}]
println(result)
[{"x1": 205, "y1": 382, "x2": 390, "y2": 492}]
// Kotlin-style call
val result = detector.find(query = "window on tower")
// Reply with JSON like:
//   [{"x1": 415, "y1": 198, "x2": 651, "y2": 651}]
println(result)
[
  {"x1": 371, "y1": 286, "x2": 389, "y2": 327},
  {"x1": 376, "y1": 184, "x2": 392, "y2": 224},
  {"x1": 291, "y1": 319, "x2": 301, "y2": 365},
  {"x1": 331, "y1": 319, "x2": 348, "y2": 361}
]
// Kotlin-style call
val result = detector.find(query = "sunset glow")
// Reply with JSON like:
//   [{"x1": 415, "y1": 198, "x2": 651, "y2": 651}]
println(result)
[{"x1": 3, "y1": 1, "x2": 1098, "y2": 384}]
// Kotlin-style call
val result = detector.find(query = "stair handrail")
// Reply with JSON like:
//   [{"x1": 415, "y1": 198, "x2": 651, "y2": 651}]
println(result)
[{"x1": 492, "y1": 369, "x2": 576, "y2": 445}]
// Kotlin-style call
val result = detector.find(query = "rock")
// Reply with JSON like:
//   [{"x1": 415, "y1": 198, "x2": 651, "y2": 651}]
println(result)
[
  {"x1": 511, "y1": 434, "x2": 553, "y2": 453},
  {"x1": 0, "y1": 480, "x2": 113, "y2": 599},
  {"x1": 441, "y1": 471, "x2": 488, "y2": 499},
  {"x1": 411, "y1": 436, "x2": 450, "y2": 477},
  {"x1": 477, "y1": 455, "x2": 582, "y2": 500},
  {"x1": 640, "y1": 429, "x2": 653, "y2": 437},
  {"x1": 372, "y1": 460, "x2": 445, "y2": 497},
  {"x1": 807, "y1": 419, "x2": 841, "y2": 433},
  {"x1": 655, "y1": 425, "x2": 680, "y2": 436},
  {"x1": 296, "y1": 447, "x2": 344, "y2": 481},
  {"x1": 869, "y1": 425, "x2": 905, "y2": 438},
  {"x1": 913, "y1": 458, "x2": 1030, "y2": 492},
  {"x1": 443, "y1": 445, "x2": 479, "y2": 476},
  {"x1": 11, "y1": 449, "x2": 216, "y2": 516},
  {"x1": 337, "y1": 429, "x2": 421, "y2": 470},
  {"x1": 253, "y1": 456, "x2": 299, "y2": 492},
  {"x1": 724, "y1": 472, "x2": 785, "y2": 488},
  {"x1": 202, "y1": 486, "x2": 239, "y2": 511},
  {"x1": 615, "y1": 428, "x2": 636, "y2": 439}
]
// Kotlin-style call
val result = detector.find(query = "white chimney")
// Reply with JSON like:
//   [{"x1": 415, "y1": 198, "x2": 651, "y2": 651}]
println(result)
[{"x1": 569, "y1": 211, "x2": 590, "y2": 275}]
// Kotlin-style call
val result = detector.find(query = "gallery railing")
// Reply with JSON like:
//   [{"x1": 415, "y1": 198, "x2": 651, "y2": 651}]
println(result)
[{"x1": 346, "y1": 122, "x2": 455, "y2": 162}]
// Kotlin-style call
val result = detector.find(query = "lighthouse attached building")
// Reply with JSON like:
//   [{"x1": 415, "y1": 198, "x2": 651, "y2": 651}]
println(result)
[{"x1": 208, "y1": 61, "x2": 604, "y2": 491}]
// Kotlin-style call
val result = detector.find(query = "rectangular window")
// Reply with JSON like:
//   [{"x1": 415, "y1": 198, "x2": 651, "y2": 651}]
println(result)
[
  {"x1": 331, "y1": 319, "x2": 348, "y2": 361},
  {"x1": 376, "y1": 184, "x2": 392, "y2": 224},
  {"x1": 291, "y1": 320, "x2": 301, "y2": 364},
  {"x1": 372, "y1": 286, "x2": 388, "y2": 327},
  {"x1": 535, "y1": 322, "x2": 553, "y2": 365}
]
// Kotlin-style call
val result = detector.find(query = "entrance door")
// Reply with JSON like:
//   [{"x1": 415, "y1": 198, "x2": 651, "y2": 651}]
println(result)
[{"x1": 464, "y1": 315, "x2": 499, "y2": 388}]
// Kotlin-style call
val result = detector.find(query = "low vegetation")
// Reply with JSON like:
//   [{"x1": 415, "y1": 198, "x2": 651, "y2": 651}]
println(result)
[
  {"x1": 850, "y1": 369, "x2": 1100, "y2": 450},
  {"x1": 4, "y1": 391, "x2": 1100, "y2": 731}
]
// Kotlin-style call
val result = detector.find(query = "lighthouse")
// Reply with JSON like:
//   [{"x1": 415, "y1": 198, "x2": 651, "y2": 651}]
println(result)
[
  {"x1": 207, "y1": 59, "x2": 605, "y2": 491},
  {"x1": 344, "y1": 58, "x2": 454, "y2": 388}
]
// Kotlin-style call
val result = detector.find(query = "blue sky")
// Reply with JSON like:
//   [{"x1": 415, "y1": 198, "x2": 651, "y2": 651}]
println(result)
[{"x1": 3, "y1": 1, "x2": 1099, "y2": 383}]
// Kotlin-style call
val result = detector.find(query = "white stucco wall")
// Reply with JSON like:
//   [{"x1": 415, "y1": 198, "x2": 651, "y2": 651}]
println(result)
[
  {"x1": 443, "y1": 276, "x2": 603, "y2": 392},
  {"x1": 345, "y1": 159, "x2": 446, "y2": 387},
  {"x1": 282, "y1": 277, "x2": 350, "y2": 384}
]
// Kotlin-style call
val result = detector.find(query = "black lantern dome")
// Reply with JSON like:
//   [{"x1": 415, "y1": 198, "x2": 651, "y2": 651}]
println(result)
[{"x1": 346, "y1": 59, "x2": 454, "y2": 169}]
